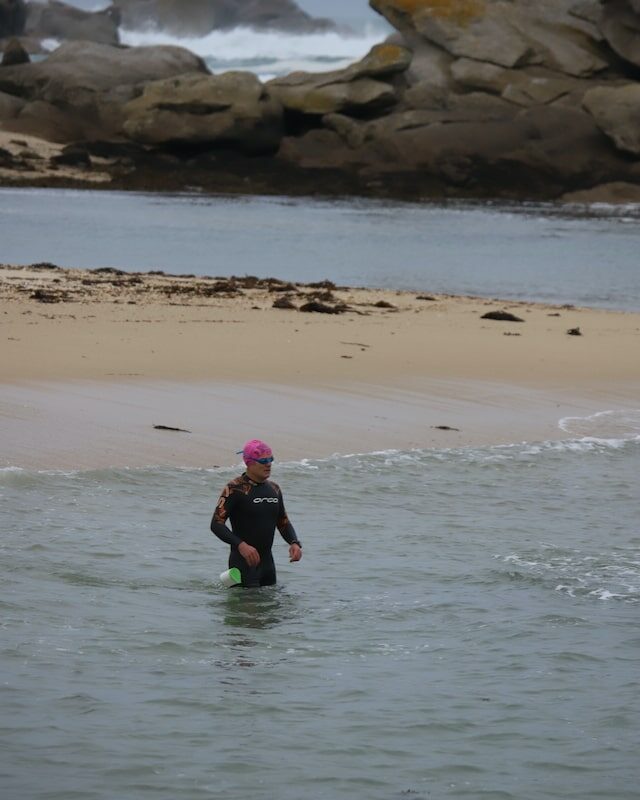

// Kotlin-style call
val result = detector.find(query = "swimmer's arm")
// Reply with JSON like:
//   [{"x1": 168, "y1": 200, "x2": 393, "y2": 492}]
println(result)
[
  {"x1": 210, "y1": 488, "x2": 242, "y2": 548},
  {"x1": 276, "y1": 489, "x2": 302, "y2": 551}
]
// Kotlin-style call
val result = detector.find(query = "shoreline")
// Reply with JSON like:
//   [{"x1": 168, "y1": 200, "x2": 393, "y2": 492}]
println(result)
[
  {"x1": 2, "y1": 264, "x2": 639, "y2": 469},
  {"x1": 3, "y1": 133, "x2": 640, "y2": 209},
  {"x1": 2, "y1": 377, "x2": 638, "y2": 471}
]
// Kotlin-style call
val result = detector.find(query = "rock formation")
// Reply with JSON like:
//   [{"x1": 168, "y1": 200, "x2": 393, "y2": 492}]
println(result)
[
  {"x1": 1, "y1": 35, "x2": 29, "y2": 64},
  {"x1": 113, "y1": 0, "x2": 337, "y2": 35},
  {"x1": 1, "y1": 0, "x2": 639, "y2": 201},
  {"x1": 122, "y1": 71, "x2": 283, "y2": 153},
  {"x1": 0, "y1": 0, "x2": 27, "y2": 39},
  {"x1": 0, "y1": 40, "x2": 208, "y2": 141},
  {"x1": 24, "y1": 2, "x2": 121, "y2": 45}
]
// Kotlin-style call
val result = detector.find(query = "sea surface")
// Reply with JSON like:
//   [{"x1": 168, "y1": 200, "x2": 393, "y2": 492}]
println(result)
[
  {"x1": 2, "y1": 413, "x2": 640, "y2": 800},
  {"x1": 40, "y1": 5, "x2": 389, "y2": 81},
  {"x1": 1, "y1": 188, "x2": 640, "y2": 311},
  {"x1": 3, "y1": 11, "x2": 640, "y2": 799}
]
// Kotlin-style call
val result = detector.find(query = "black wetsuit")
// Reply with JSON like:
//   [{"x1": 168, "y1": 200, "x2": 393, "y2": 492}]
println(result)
[{"x1": 210, "y1": 474, "x2": 300, "y2": 587}]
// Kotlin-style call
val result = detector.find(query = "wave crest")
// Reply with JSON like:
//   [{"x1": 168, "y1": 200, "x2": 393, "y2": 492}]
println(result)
[{"x1": 119, "y1": 25, "x2": 385, "y2": 80}]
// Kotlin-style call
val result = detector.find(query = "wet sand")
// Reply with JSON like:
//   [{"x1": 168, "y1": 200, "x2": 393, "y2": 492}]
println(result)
[{"x1": 1, "y1": 264, "x2": 639, "y2": 468}]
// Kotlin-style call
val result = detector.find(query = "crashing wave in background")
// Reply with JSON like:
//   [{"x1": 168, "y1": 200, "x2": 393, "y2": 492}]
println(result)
[
  {"x1": 61, "y1": 0, "x2": 390, "y2": 80},
  {"x1": 119, "y1": 25, "x2": 388, "y2": 80}
]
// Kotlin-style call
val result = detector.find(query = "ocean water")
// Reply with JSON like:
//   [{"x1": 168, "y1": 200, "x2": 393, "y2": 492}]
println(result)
[
  {"x1": 2, "y1": 411, "x2": 640, "y2": 800},
  {"x1": 41, "y1": 4, "x2": 389, "y2": 81},
  {"x1": 2, "y1": 188, "x2": 640, "y2": 311},
  {"x1": 4, "y1": 9, "x2": 640, "y2": 798},
  {"x1": 120, "y1": 25, "x2": 388, "y2": 81}
]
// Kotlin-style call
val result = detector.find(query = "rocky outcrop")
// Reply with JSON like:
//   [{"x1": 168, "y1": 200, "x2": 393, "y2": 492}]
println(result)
[
  {"x1": 114, "y1": 0, "x2": 337, "y2": 35},
  {"x1": 267, "y1": 44, "x2": 412, "y2": 117},
  {"x1": 600, "y1": 0, "x2": 640, "y2": 68},
  {"x1": 24, "y1": 2, "x2": 120, "y2": 45},
  {"x1": 122, "y1": 71, "x2": 283, "y2": 153},
  {"x1": 370, "y1": 0, "x2": 609, "y2": 75},
  {"x1": 561, "y1": 180, "x2": 640, "y2": 203},
  {"x1": 0, "y1": 40, "x2": 208, "y2": 140},
  {"x1": 1, "y1": 0, "x2": 640, "y2": 202},
  {"x1": 1, "y1": 36, "x2": 29, "y2": 65},
  {"x1": 0, "y1": 87, "x2": 24, "y2": 117},
  {"x1": 0, "y1": 0, "x2": 26, "y2": 38},
  {"x1": 583, "y1": 82, "x2": 640, "y2": 154},
  {"x1": 271, "y1": 0, "x2": 639, "y2": 198}
]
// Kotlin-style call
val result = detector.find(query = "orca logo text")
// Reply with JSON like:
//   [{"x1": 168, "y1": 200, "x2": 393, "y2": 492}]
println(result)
[{"x1": 253, "y1": 497, "x2": 278, "y2": 504}]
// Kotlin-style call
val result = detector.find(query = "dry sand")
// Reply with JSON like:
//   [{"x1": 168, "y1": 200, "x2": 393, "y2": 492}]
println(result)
[
  {"x1": 0, "y1": 131, "x2": 111, "y2": 185},
  {"x1": 1, "y1": 263, "x2": 639, "y2": 469}
]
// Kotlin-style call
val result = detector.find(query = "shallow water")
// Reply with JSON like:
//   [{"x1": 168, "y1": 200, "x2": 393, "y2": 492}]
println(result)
[
  {"x1": 1, "y1": 189, "x2": 640, "y2": 311},
  {"x1": 2, "y1": 411, "x2": 639, "y2": 800}
]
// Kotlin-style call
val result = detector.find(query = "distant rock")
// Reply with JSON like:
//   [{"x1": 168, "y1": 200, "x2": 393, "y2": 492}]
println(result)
[
  {"x1": 0, "y1": 40, "x2": 208, "y2": 141},
  {"x1": 50, "y1": 143, "x2": 91, "y2": 167},
  {"x1": 2, "y1": 0, "x2": 640, "y2": 202},
  {"x1": 25, "y1": 1, "x2": 120, "y2": 45},
  {"x1": 583, "y1": 83, "x2": 640, "y2": 155},
  {"x1": 0, "y1": 87, "x2": 24, "y2": 117},
  {"x1": 0, "y1": 0, "x2": 27, "y2": 38},
  {"x1": 560, "y1": 181, "x2": 640, "y2": 203},
  {"x1": 1, "y1": 36, "x2": 29, "y2": 66},
  {"x1": 371, "y1": 0, "x2": 608, "y2": 75},
  {"x1": 268, "y1": 43, "x2": 411, "y2": 117},
  {"x1": 600, "y1": 0, "x2": 640, "y2": 69},
  {"x1": 114, "y1": 0, "x2": 337, "y2": 35},
  {"x1": 122, "y1": 71, "x2": 283, "y2": 153}
]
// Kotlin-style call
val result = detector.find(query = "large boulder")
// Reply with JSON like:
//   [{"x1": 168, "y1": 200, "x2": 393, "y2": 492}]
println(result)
[
  {"x1": 0, "y1": 40, "x2": 207, "y2": 101},
  {"x1": 25, "y1": 2, "x2": 120, "y2": 46},
  {"x1": 122, "y1": 71, "x2": 283, "y2": 153},
  {"x1": 0, "y1": 86, "x2": 24, "y2": 117},
  {"x1": 269, "y1": 73, "x2": 397, "y2": 117},
  {"x1": 600, "y1": 0, "x2": 640, "y2": 69},
  {"x1": 511, "y1": 105, "x2": 630, "y2": 186},
  {"x1": 451, "y1": 59, "x2": 584, "y2": 107},
  {"x1": 0, "y1": 0, "x2": 26, "y2": 38},
  {"x1": 267, "y1": 43, "x2": 411, "y2": 117},
  {"x1": 279, "y1": 93, "x2": 631, "y2": 197},
  {"x1": 1, "y1": 35, "x2": 29, "y2": 65},
  {"x1": 114, "y1": 0, "x2": 336, "y2": 35},
  {"x1": 370, "y1": 0, "x2": 608, "y2": 75},
  {"x1": 0, "y1": 40, "x2": 208, "y2": 141},
  {"x1": 583, "y1": 83, "x2": 640, "y2": 154},
  {"x1": 560, "y1": 180, "x2": 640, "y2": 203}
]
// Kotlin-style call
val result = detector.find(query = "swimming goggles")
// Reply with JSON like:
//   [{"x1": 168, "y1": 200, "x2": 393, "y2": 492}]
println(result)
[{"x1": 254, "y1": 456, "x2": 274, "y2": 465}]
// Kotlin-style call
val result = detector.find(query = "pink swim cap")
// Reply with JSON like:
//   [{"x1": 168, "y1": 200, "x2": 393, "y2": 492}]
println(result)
[{"x1": 239, "y1": 439, "x2": 273, "y2": 465}]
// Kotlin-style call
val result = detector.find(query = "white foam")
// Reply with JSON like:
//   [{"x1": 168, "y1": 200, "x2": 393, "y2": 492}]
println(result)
[
  {"x1": 41, "y1": 38, "x2": 61, "y2": 52},
  {"x1": 119, "y1": 25, "x2": 384, "y2": 78},
  {"x1": 558, "y1": 409, "x2": 640, "y2": 441},
  {"x1": 497, "y1": 551, "x2": 640, "y2": 603}
]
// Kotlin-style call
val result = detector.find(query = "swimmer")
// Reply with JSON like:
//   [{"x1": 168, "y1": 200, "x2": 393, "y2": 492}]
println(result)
[{"x1": 210, "y1": 439, "x2": 302, "y2": 587}]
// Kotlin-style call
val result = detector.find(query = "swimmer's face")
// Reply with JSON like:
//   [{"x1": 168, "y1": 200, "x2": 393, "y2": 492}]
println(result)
[{"x1": 246, "y1": 455, "x2": 273, "y2": 482}]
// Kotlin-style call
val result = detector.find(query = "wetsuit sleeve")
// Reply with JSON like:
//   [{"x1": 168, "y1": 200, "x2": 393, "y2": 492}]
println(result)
[
  {"x1": 276, "y1": 488, "x2": 301, "y2": 547},
  {"x1": 210, "y1": 484, "x2": 243, "y2": 548}
]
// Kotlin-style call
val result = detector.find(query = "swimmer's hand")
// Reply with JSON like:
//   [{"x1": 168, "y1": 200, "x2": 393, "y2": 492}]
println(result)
[
  {"x1": 289, "y1": 543, "x2": 302, "y2": 563},
  {"x1": 238, "y1": 541, "x2": 260, "y2": 567}
]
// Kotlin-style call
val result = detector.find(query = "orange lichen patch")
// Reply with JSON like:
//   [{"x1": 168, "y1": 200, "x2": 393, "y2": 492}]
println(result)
[
  {"x1": 370, "y1": 43, "x2": 408, "y2": 60},
  {"x1": 378, "y1": 0, "x2": 486, "y2": 25},
  {"x1": 360, "y1": 43, "x2": 412, "y2": 73}
]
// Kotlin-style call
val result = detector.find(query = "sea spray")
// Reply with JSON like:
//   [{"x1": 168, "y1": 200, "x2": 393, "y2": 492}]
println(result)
[{"x1": 119, "y1": 25, "x2": 386, "y2": 80}]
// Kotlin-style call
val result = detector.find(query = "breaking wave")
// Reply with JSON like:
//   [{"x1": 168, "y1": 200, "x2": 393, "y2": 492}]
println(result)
[{"x1": 119, "y1": 25, "x2": 386, "y2": 80}]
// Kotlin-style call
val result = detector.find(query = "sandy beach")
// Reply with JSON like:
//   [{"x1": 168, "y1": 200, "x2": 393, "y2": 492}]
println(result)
[{"x1": 1, "y1": 263, "x2": 639, "y2": 469}]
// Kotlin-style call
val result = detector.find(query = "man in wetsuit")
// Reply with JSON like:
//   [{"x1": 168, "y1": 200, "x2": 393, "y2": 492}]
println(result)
[{"x1": 210, "y1": 439, "x2": 302, "y2": 587}]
